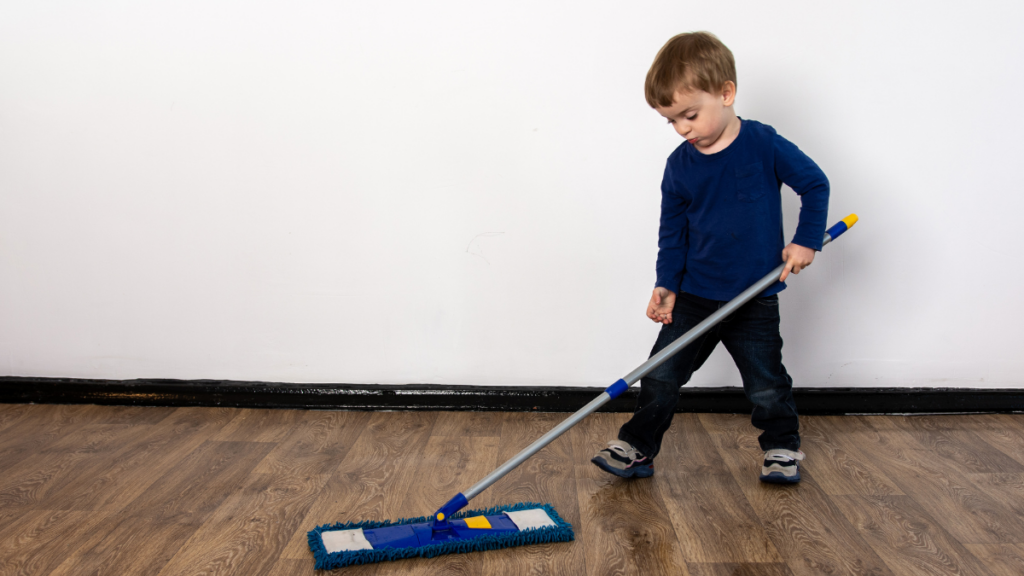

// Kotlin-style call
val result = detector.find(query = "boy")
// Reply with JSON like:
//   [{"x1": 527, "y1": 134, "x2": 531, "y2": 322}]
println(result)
[{"x1": 591, "y1": 32, "x2": 829, "y2": 484}]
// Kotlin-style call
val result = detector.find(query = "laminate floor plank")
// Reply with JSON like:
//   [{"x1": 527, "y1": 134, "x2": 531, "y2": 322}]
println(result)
[
  {"x1": 365, "y1": 435, "x2": 503, "y2": 576},
  {"x1": 687, "y1": 562, "x2": 796, "y2": 576},
  {"x1": 964, "y1": 544, "x2": 1024, "y2": 576},
  {"x1": 570, "y1": 412, "x2": 690, "y2": 576},
  {"x1": 47, "y1": 516, "x2": 203, "y2": 576},
  {"x1": 964, "y1": 415, "x2": 1024, "y2": 468},
  {"x1": 211, "y1": 407, "x2": 306, "y2": 443},
  {"x1": 121, "y1": 440, "x2": 276, "y2": 522},
  {"x1": 5, "y1": 405, "x2": 1024, "y2": 576},
  {"x1": 156, "y1": 471, "x2": 327, "y2": 576},
  {"x1": 488, "y1": 412, "x2": 582, "y2": 517},
  {"x1": 963, "y1": 473, "x2": 1024, "y2": 539},
  {"x1": 703, "y1": 415, "x2": 894, "y2": 576},
  {"x1": 47, "y1": 440, "x2": 275, "y2": 576},
  {"x1": 883, "y1": 416, "x2": 1024, "y2": 475},
  {"x1": 252, "y1": 410, "x2": 373, "y2": 479},
  {"x1": 0, "y1": 405, "x2": 103, "y2": 472},
  {"x1": 430, "y1": 410, "x2": 506, "y2": 438},
  {"x1": 41, "y1": 407, "x2": 239, "y2": 512},
  {"x1": 0, "y1": 403, "x2": 33, "y2": 433},
  {"x1": 476, "y1": 412, "x2": 584, "y2": 576},
  {"x1": 0, "y1": 509, "x2": 115, "y2": 576},
  {"x1": 800, "y1": 416, "x2": 904, "y2": 496},
  {"x1": 267, "y1": 558, "x2": 312, "y2": 576},
  {"x1": 75, "y1": 404, "x2": 178, "y2": 426},
  {"x1": 833, "y1": 495, "x2": 995, "y2": 576},
  {"x1": 278, "y1": 411, "x2": 436, "y2": 562},
  {"x1": 0, "y1": 423, "x2": 147, "y2": 510},
  {"x1": 657, "y1": 414, "x2": 782, "y2": 563},
  {"x1": 842, "y1": 425, "x2": 1024, "y2": 544}
]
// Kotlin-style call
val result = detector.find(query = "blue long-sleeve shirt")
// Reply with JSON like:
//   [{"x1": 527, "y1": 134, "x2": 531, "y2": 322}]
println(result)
[{"x1": 656, "y1": 118, "x2": 830, "y2": 301}]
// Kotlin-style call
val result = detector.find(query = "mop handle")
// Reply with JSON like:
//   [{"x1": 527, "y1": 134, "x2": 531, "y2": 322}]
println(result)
[{"x1": 432, "y1": 214, "x2": 859, "y2": 523}]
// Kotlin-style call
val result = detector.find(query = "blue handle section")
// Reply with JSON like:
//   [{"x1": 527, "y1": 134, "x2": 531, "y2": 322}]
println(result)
[
  {"x1": 825, "y1": 220, "x2": 848, "y2": 241},
  {"x1": 826, "y1": 215, "x2": 858, "y2": 242},
  {"x1": 605, "y1": 379, "x2": 629, "y2": 399}
]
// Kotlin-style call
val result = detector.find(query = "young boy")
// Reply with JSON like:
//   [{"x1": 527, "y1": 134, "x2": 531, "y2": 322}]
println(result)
[{"x1": 591, "y1": 32, "x2": 829, "y2": 484}]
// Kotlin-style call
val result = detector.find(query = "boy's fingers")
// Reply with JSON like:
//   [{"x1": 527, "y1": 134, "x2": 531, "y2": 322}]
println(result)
[{"x1": 780, "y1": 261, "x2": 794, "y2": 282}]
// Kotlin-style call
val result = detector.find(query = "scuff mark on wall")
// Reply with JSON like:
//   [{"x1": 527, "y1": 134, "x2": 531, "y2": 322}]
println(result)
[{"x1": 466, "y1": 232, "x2": 505, "y2": 265}]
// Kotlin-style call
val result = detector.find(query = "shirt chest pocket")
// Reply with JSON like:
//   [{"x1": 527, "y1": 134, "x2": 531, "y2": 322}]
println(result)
[{"x1": 735, "y1": 161, "x2": 766, "y2": 202}]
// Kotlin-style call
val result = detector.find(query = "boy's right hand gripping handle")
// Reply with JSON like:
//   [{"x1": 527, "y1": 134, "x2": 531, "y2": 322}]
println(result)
[{"x1": 825, "y1": 214, "x2": 859, "y2": 242}]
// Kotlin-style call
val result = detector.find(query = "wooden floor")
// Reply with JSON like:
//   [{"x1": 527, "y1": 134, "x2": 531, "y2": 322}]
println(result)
[{"x1": 3, "y1": 405, "x2": 1024, "y2": 575}]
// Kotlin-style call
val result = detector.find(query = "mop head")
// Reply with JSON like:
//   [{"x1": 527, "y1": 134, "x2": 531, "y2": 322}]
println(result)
[{"x1": 308, "y1": 502, "x2": 573, "y2": 570}]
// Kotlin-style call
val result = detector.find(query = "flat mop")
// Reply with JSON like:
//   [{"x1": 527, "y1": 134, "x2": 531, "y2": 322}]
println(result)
[{"x1": 309, "y1": 215, "x2": 859, "y2": 569}]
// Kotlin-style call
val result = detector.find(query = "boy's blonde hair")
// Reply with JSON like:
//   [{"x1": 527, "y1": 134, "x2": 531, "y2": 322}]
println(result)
[{"x1": 645, "y1": 32, "x2": 737, "y2": 108}]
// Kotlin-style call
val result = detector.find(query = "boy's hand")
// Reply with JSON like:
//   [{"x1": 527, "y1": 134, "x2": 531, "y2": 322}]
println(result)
[
  {"x1": 647, "y1": 287, "x2": 676, "y2": 324},
  {"x1": 780, "y1": 243, "x2": 815, "y2": 282}
]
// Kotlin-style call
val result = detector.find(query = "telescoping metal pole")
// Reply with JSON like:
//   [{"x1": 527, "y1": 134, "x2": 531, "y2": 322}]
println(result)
[{"x1": 431, "y1": 215, "x2": 859, "y2": 524}]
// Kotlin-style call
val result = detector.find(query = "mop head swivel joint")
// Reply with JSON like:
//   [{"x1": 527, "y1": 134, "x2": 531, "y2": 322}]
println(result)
[{"x1": 308, "y1": 502, "x2": 573, "y2": 569}]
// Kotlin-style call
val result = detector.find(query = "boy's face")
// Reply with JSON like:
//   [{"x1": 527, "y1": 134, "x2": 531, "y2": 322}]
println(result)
[{"x1": 655, "y1": 82, "x2": 738, "y2": 153}]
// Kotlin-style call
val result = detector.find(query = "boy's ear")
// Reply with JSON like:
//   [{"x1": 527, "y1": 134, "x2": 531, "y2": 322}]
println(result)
[{"x1": 721, "y1": 81, "x2": 737, "y2": 106}]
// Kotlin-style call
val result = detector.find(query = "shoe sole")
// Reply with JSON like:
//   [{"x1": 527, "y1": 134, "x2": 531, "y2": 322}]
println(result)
[
  {"x1": 759, "y1": 471, "x2": 800, "y2": 484},
  {"x1": 591, "y1": 456, "x2": 654, "y2": 478}
]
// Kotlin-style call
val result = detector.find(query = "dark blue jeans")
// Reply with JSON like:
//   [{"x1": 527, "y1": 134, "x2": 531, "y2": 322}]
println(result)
[{"x1": 619, "y1": 291, "x2": 800, "y2": 457}]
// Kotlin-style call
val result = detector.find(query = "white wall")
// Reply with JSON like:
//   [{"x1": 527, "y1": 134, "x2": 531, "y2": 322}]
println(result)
[{"x1": 2, "y1": 1, "x2": 1023, "y2": 388}]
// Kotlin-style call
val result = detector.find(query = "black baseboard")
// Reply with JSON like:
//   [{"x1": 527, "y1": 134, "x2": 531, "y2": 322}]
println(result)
[{"x1": 2, "y1": 376, "x2": 1023, "y2": 414}]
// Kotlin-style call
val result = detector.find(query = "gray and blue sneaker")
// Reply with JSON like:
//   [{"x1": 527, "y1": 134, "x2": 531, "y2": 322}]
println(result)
[
  {"x1": 591, "y1": 440, "x2": 654, "y2": 478},
  {"x1": 759, "y1": 449, "x2": 805, "y2": 484}
]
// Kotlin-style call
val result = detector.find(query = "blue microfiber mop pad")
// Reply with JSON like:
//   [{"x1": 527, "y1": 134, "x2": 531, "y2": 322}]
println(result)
[{"x1": 308, "y1": 501, "x2": 573, "y2": 570}]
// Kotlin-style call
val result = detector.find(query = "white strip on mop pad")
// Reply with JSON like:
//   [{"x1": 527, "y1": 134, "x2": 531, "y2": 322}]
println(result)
[
  {"x1": 321, "y1": 528, "x2": 374, "y2": 553},
  {"x1": 504, "y1": 509, "x2": 557, "y2": 531}
]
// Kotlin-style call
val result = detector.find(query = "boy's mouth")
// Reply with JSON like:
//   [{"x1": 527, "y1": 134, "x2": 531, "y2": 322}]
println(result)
[{"x1": 687, "y1": 138, "x2": 698, "y2": 145}]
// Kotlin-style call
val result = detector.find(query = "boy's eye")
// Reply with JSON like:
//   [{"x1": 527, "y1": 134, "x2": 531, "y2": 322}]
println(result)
[
  {"x1": 666, "y1": 119, "x2": 675, "y2": 124},
  {"x1": 686, "y1": 114, "x2": 697, "y2": 121}
]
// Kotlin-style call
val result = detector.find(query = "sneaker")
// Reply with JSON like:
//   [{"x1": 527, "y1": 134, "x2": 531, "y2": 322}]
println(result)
[
  {"x1": 759, "y1": 449, "x2": 805, "y2": 484},
  {"x1": 591, "y1": 440, "x2": 654, "y2": 478}
]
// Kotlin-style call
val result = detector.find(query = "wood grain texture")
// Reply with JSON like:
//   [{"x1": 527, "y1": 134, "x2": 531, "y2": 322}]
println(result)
[
  {"x1": 48, "y1": 517, "x2": 201, "y2": 576},
  {"x1": 211, "y1": 407, "x2": 304, "y2": 443},
  {"x1": 0, "y1": 405, "x2": 101, "y2": 472},
  {"x1": 252, "y1": 410, "x2": 372, "y2": 478},
  {"x1": 842, "y1": 423, "x2": 1024, "y2": 544},
  {"x1": 478, "y1": 412, "x2": 583, "y2": 576},
  {"x1": 0, "y1": 423, "x2": 142, "y2": 510},
  {"x1": 374, "y1": 435, "x2": 504, "y2": 576},
  {"x1": 800, "y1": 416, "x2": 904, "y2": 496},
  {"x1": 687, "y1": 562, "x2": 795, "y2": 576},
  {"x1": 964, "y1": 544, "x2": 1024, "y2": 576},
  {"x1": 123, "y1": 440, "x2": 276, "y2": 521},
  {"x1": 0, "y1": 509, "x2": 114, "y2": 576},
  {"x1": 884, "y1": 415, "x2": 1024, "y2": 475},
  {"x1": 571, "y1": 412, "x2": 690, "y2": 576},
  {"x1": 963, "y1": 473, "x2": 1024, "y2": 538},
  {"x1": 279, "y1": 410, "x2": 436, "y2": 560},
  {"x1": 0, "y1": 403, "x2": 32, "y2": 433},
  {"x1": 4, "y1": 405, "x2": 1024, "y2": 576},
  {"x1": 833, "y1": 495, "x2": 995, "y2": 576},
  {"x1": 430, "y1": 410, "x2": 505, "y2": 438},
  {"x1": 42, "y1": 407, "x2": 239, "y2": 512},
  {"x1": 657, "y1": 414, "x2": 782, "y2": 563},
  {"x1": 702, "y1": 414, "x2": 893, "y2": 576},
  {"x1": 155, "y1": 472, "x2": 326, "y2": 576},
  {"x1": 965, "y1": 415, "x2": 1024, "y2": 468}
]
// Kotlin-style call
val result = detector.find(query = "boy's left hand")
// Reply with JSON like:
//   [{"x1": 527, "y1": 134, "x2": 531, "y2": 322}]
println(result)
[{"x1": 779, "y1": 243, "x2": 815, "y2": 282}]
